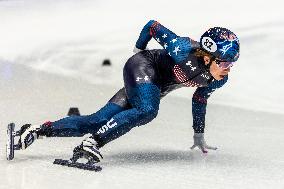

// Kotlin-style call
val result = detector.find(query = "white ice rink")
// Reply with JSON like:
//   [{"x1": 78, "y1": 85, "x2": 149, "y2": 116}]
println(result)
[{"x1": 0, "y1": 0, "x2": 284, "y2": 189}]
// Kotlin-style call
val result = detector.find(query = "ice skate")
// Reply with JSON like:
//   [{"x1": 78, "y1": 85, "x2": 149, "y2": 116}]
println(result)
[
  {"x1": 53, "y1": 135, "x2": 103, "y2": 171},
  {"x1": 6, "y1": 122, "x2": 50, "y2": 160},
  {"x1": 71, "y1": 135, "x2": 103, "y2": 163},
  {"x1": 18, "y1": 121, "x2": 53, "y2": 150}
]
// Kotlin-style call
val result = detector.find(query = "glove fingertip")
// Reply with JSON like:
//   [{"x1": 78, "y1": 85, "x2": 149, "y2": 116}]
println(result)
[{"x1": 211, "y1": 146, "x2": 218, "y2": 150}]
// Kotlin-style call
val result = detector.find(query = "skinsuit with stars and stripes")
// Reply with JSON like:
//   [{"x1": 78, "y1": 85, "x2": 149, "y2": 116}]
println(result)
[{"x1": 46, "y1": 20, "x2": 228, "y2": 147}]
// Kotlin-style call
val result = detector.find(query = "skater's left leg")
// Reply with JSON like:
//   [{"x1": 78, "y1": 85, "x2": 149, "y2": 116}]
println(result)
[
  {"x1": 47, "y1": 88, "x2": 131, "y2": 137},
  {"x1": 18, "y1": 88, "x2": 131, "y2": 149},
  {"x1": 49, "y1": 104, "x2": 122, "y2": 137}
]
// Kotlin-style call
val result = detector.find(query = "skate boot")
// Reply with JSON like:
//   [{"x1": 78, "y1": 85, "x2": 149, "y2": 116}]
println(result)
[
  {"x1": 53, "y1": 135, "x2": 103, "y2": 171},
  {"x1": 71, "y1": 135, "x2": 103, "y2": 164},
  {"x1": 18, "y1": 122, "x2": 52, "y2": 150}
]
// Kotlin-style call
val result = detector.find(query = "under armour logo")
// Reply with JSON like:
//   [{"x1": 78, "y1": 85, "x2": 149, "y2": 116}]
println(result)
[
  {"x1": 186, "y1": 61, "x2": 197, "y2": 72},
  {"x1": 144, "y1": 76, "x2": 149, "y2": 81},
  {"x1": 136, "y1": 76, "x2": 150, "y2": 82},
  {"x1": 136, "y1": 77, "x2": 142, "y2": 81}
]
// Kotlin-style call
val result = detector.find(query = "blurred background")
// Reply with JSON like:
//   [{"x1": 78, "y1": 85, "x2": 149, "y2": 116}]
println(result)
[
  {"x1": 0, "y1": 1, "x2": 283, "y2": 189},
  {"x1": 0, "y1": 0, "x2": 283, "y2": 114}
]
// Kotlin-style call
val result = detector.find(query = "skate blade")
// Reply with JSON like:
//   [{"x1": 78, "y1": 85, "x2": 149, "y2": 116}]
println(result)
[
  {"x1": 6, "y1": 123, "x2": 15, "y2": 161},
  {"x1": 6, "y1": 123, "x2": 23, "y2": 161},
  {"x1": 53, "y1": 159, "x2": 102, "y2": 172}
]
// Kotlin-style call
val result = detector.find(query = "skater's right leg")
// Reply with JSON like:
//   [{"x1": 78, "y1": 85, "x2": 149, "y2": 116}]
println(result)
[
  {"x1": 72, "y1": 52, "x2": 162, "y2": 163},
  {"x1": 18, "y1": 122, "x2": 51, "y2": 149}
]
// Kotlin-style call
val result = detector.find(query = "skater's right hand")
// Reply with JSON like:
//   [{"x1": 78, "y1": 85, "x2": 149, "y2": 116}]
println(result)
[
  {"x1": 190, "y1": 133, "x2": 217, "y2": 153},
  {"x1": 133, "y1": 47, "x2": 142, "y2": 53}
]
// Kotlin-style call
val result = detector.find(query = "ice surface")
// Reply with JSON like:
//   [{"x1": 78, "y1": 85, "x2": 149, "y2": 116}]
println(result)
[
  {"x1": 0, "y1": 0, "x2": 284, "y2": 188},
  {"x1": 0, "y1": 62, "x2": 283, "y2": 189}
]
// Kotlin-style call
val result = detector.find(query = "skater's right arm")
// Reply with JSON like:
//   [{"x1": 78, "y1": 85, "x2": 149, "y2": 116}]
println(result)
[
  {"x1": 135, "y1": 20, "x2": 192, "y2": 63},
  {"x1": 191, "y1": 77, "x2": 228, "y2": 153}
]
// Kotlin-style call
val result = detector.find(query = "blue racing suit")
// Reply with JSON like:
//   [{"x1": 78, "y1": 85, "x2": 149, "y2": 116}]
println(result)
[{"x1": 45, "y1": 20, "x2": 228, "y2": 147}]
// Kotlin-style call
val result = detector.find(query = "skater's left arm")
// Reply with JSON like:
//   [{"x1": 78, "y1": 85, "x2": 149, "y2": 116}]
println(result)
[
  {"x1": 134, "y1": 20, "x2": 192, "y2": 63},
  {"x1": 190, "y1": 76, "x2": 228, "y2": 153}
]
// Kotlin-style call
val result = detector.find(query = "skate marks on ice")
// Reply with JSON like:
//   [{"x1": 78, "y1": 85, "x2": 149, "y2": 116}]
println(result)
[
  {"x1": 104, "y1": 149, "x2": 193, "y2": 166},
  {"x1": 102, "y1": 148, "x2": 284, "y2": 170}
]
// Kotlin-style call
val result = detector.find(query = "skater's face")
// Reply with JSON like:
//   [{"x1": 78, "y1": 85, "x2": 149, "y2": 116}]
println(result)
[{"x1": 204, "y1": 56, "x2": 232, "y2": 81}]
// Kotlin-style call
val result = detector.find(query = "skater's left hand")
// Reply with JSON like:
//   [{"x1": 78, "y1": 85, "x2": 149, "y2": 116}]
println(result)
[
  {"x1": 133, "y1": 47, "x2": 149, "y2": 54},
  {"x1": 190, "y1": 133, "x2": 217, "y2": 153}
]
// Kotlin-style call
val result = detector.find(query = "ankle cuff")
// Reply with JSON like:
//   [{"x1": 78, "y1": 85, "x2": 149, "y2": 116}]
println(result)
[
  {"x1": 38, "y1": 121, "x2": 53, "y2": 137},
  {"x1": 92, "y1": 134, "x2": 105, "y2": 148}
]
